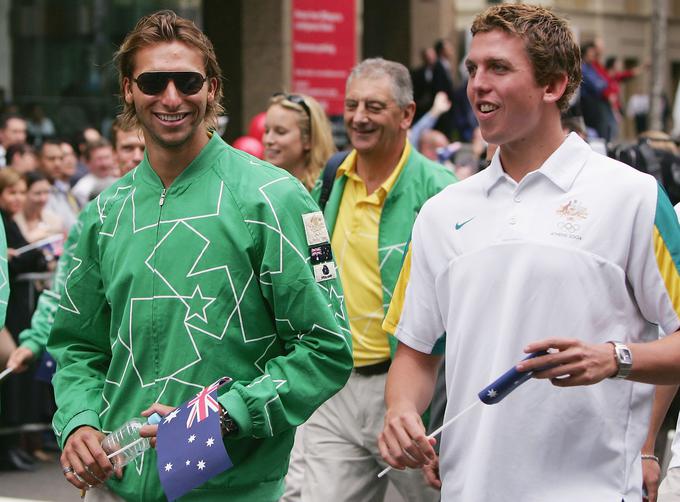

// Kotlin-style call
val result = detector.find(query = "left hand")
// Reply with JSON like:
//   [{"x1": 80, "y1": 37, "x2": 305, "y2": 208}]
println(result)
[
  {"x1": 139, "y1": 403, "x2": 176, "y2": 448},
  {"x1": 516, "y1": 338, "x2": 618, "y2": 386},
  {"x1": 642, "y1": 455, "x2": 661, "y2": 502},
  {"x1": 422, "y1": 455, "x2": 441, "y2": 490}
]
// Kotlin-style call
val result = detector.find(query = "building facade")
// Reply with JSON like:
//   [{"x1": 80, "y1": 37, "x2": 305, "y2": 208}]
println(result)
[{"x1": 1, "y1": 0, "x2": 679, "y2": 141}]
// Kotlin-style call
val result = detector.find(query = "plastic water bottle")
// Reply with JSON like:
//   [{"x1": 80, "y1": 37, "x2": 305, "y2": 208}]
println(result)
[{"x1": 101, "y1": 413, "x2": 162, "y2": 467}]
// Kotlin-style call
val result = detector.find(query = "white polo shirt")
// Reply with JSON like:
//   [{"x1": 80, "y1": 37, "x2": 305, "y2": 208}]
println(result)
[
  {"x1": 389, "y1": 133, "x2": 680, "y2": 502},
  {"x1": 665, "y1": 203, "x2": 680, "y2": 472}
]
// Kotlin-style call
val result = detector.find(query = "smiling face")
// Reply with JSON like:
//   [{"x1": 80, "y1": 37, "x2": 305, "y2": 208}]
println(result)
[
  {"x1": 25, "y1": 179, "x2": 51, "y2": 212},
  {"x1": 123, "y1": 41, "x2": 217, "y2": 157},
  {"x1": 344, "y1": 75, "x2": 413, "y2": 158},
  {"x1": 262, "y1": 104, "x2": 309, "y2": 174},
  {"x1": 466, "y1": 29, "x2": 557, "y2": 150},
  {"x1": 0, "y1": 179, "x2": 26, "y2": 215}
]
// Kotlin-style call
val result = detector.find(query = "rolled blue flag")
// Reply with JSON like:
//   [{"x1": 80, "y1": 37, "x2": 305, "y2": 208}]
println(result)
[{"x1": 478, "y1": 350, "x2": 550, "y2": 404}]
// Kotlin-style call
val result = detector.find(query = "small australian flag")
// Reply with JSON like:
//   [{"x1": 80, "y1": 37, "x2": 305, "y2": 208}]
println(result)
[
  {"x1": 34, "y1": 352, "x2": 56, "y2": 383},
  {"x1": 156, "y1": 377, "x2": 234, "y2": 501}
]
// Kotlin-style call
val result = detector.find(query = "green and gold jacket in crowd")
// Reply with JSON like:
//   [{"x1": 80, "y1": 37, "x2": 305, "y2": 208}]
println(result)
[
  {"x1": 48, "y1": 134, "x2": 352, "y2": 502},
  {"x1": 313, "y1": 143, "x2": 456, "y2": 355},
  {"x1": 19, "y1": 215, "x2": 83, "y2": 357}
]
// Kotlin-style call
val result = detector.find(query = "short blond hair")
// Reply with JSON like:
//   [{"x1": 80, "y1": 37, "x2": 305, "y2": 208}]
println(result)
[{"x1": 471, "y1": 4, "x2": 580, "y2": 112}]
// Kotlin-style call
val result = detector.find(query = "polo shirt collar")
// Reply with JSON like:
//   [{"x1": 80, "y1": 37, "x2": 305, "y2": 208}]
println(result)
[
  {"x1": 337, "y1": 140, "x2": 411, "y2": 199},
  {"x1": 482, "y1": 133, "x2": 589, "y2": 195}
]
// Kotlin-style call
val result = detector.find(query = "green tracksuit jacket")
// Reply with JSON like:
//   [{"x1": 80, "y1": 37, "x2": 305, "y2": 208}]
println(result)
[
  {"x1": 19, "y1": 215, "x2": 83, "y2": 357},
  {"x1": 312, "y1": 144, "x2": 456, "y2": 355},
  {"x1": 48, "y1": 134, "x2": 353, "y2": 501}
]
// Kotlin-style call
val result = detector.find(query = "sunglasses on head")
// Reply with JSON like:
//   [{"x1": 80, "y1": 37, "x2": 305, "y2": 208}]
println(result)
[
  {"x1": 133, "y1": 72, "x2": 207, "y2": 95},
  {"x1": 273, "y1": 92, "x2": 312, "y2": 121}
]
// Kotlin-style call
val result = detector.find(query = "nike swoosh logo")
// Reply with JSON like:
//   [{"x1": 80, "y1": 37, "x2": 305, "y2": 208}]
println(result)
[{"x1": 454, "y1": 217, "x2": 475, "y2": 230}]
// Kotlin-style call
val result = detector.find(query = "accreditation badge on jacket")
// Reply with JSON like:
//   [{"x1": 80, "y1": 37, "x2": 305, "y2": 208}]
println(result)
[{"x1": 303, "y1": 211, "x2": 337, "y2": 282}]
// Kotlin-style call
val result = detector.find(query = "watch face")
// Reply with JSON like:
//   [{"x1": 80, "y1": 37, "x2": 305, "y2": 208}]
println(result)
[{"x1": 619, "y1": 347, "x2": 633, "y2": 365}]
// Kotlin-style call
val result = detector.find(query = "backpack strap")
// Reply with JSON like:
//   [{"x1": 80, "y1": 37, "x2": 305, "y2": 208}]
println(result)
[{"x1": 318, "y1": 150, "x2": 350, "y2": 212}]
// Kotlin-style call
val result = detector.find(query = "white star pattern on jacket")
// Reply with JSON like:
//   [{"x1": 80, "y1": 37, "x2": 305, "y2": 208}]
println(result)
[
  {"x1": 49, "y1": 127, "x2": 355, "y2": 499},
  {"x1": 58, "y1": 168, "x2": 350, "y2": 474}
]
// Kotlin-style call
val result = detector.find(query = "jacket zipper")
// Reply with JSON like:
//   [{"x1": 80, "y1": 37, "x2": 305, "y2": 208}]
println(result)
[{"x1": 150, "y1": 186, "x2": 166, "y2": 432}]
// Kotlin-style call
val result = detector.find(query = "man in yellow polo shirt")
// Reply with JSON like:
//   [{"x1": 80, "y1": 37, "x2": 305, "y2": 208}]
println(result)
[{"x1": 300, "y1": 58, "x2": 455, "y2": 502}]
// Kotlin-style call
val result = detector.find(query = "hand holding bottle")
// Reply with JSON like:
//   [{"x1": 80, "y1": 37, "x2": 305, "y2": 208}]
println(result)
[
  {"x1": 140, "y1": 403, "x2": 177, "y2": 448},
  {"x1": 61, "y1": 426, "x2": 112, "y2": 491}
]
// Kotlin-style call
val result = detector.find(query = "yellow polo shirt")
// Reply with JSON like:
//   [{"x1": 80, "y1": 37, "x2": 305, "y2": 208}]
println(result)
[{"x1": 332, "y1": 142, "x2": 411, "y2": 367}]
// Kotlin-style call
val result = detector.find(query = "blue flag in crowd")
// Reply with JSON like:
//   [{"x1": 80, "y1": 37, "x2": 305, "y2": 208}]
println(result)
[
  {"x1": 156, "y1": 378, "x2": 233, "y2": 501},
  {"x1": 34, "y1": 352, "x2": 56, "y2": 383}
]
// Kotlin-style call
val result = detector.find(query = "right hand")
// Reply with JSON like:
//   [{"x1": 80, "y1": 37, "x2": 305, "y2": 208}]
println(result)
[
  {"x1": 61, "y1": 426, "x2": 115, "y2": 491},
  {"x1": 642, "y1": 456, "x2": 661, "y2": 502},
  {"x1": 378, "y1": 403, "x2": 437, "y2": 471},
  {"x1": 430, "y1": 92, "x2": 452, "y2": 117},
  {"x1": 7, "y1": 347, "x2": 35, "y2": 373}
]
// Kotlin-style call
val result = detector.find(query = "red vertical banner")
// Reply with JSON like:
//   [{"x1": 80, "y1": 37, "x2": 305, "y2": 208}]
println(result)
[{"x1": 291, "y1": 0, "x2": 356, "y2": 116}]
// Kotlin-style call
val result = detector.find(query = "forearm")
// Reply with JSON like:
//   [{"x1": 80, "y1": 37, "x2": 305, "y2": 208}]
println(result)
[
  {"x1": 217, "y1": 338, "x2": 352, "y2": 439},
  {"x1": 18, "y1": 289, "x2": 60, "y2": 356},
  {"x1": 630, "y1": 331, "x2": 680, "y2": 384},
  {"x1": 643, "y1": 384, "x2": 678, "y2": 454},
  {"x1": 219, "y1": 272, "x2": 352, "y2": 439},
  {"x1": 385, "y1": 342, "x2": 441, "y2": 416}
]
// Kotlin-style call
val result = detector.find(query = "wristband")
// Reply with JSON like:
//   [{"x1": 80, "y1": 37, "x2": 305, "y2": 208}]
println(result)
[{"x1": 641, "y1": 454, "x2": 660, "y2": 464}]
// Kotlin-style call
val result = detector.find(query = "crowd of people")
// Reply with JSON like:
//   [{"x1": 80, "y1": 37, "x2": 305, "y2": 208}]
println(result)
[
  {"x1": 0, "y1": 4, "x2": 678, "y2": 502},
  {"x1": 0, "y1": 111, "x2": 145, "y2": 472}
]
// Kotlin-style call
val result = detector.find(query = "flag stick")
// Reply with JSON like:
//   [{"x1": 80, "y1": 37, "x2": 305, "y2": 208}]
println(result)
[
  {"x1": 13, "y1": 234, "x2": 63, "y2": 255},
  {"x1": 0, "y1": 367, "x2": 13, "y2": 381},
  {"x1": 106, "y1": 437, "x2": 146, "y2": 460}
]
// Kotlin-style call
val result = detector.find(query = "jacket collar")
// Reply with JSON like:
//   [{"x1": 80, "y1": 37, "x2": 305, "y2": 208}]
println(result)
[{"x1": 137, "y1": 132, "x2": 227, "y2": 190}]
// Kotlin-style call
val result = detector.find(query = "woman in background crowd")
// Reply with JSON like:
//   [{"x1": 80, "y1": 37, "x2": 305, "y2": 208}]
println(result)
[
  {"x1": 0, "y1": 169, "x2": 52, "y2": 471},
  {"x1": 263, "y1": 93, "x2": 335, "y2": 191},
  {"x1": 14, "y1": 171, "x2": 63, "y2": 244}
]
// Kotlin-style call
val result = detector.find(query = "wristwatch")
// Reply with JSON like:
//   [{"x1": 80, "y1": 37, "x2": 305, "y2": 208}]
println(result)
[
  {"x1": 219, "y1": 405, "x2": 239, "y2": 436},
  {"x1": 607, "y1": 341, "x2": 633, "y2": 379}
]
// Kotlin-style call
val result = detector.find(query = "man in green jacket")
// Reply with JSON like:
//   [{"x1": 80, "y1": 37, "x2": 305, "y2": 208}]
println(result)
[
  {"x1": 48, "y1": 10, "x2": 351, "y2": 502},
  {"x1": 297, "y1": 58, "x2": 455, "y2": 501}
]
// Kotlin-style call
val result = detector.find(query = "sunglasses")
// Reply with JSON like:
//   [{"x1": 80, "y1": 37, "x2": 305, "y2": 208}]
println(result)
[
  {"x1": 133, "y1": 72, "x2": 207, "y2": 96},
  {"x1": 273, "y1": 93, "x2": 312, "y2": 122}
]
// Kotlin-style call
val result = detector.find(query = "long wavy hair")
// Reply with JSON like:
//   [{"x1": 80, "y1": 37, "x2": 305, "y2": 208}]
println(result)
[{"x1": 267, "y1": 93, "x2": 335, "y2": 191}]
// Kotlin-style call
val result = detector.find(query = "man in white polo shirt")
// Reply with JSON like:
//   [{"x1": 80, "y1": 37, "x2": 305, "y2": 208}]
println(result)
[{"x1": 378, "y1": 4, "x2": 680, "y2": 502}]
